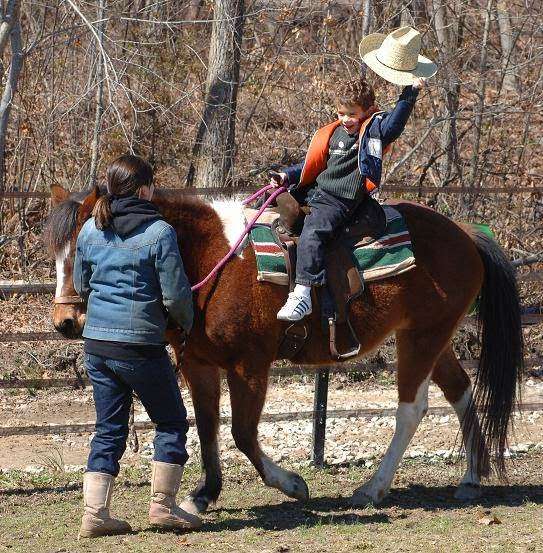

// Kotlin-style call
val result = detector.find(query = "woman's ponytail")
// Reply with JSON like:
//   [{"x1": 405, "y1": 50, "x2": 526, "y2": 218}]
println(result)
[
  {"x1": 93, "y1": 194, "x2": 113, "y2": 230},
  {"x1": 94, "y1": 155, "x2": 153, "y2": 230}
]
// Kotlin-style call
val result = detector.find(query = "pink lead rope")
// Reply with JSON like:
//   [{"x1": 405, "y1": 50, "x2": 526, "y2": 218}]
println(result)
[{"x1": 190, "y1": 184, "x2": 287, "y2": 292}]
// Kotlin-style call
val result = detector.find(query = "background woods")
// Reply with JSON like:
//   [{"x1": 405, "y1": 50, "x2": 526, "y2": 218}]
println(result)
[{"x1": 0, "y1": 0, "x2": 541, "y2": 280}]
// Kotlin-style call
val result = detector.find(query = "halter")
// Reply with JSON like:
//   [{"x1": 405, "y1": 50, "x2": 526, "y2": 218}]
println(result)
[{"x1": 53, "y1": 295, "x2": 86, "y2": 305}]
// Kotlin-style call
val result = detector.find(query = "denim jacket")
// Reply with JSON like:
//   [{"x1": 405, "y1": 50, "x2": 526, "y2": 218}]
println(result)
[
  {"x1": 74, "y1": 217, "x2": 193, "y2": 343},
  {"x1": 283, "y1": 85, "x2": 419, "y2": 195}
]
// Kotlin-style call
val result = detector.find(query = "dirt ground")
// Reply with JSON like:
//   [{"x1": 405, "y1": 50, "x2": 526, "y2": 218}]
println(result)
[{"x1": 2, "y1": 376, "x2": 543, "y2": 471}]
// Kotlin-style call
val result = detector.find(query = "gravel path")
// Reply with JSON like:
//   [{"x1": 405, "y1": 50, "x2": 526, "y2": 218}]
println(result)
[{"x1": 1, "y1": 376, "x2": 543, "y2": 474}]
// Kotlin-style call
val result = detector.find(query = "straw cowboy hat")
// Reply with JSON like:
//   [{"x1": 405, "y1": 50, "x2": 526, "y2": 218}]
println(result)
[{"x1": 359, "y1": 26, "x2": 437, "y2": 86}]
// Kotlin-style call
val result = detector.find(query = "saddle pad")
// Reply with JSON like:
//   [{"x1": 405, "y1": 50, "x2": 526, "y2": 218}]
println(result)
[{"x1": 246, "y1": 205, "x2": 415, "y2": 286}]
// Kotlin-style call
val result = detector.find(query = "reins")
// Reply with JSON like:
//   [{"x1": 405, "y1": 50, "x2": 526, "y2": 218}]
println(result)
[
  {"x1": 190, "y1": 184, "x2": 286, "y2": 292},
  {"x1": 53, "y1": 184, "x2": 286, "y2": 304}
]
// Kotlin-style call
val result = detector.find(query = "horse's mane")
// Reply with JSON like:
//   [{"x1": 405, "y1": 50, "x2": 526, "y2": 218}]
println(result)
[
  {"x1": 43, "y1": 187, "x2": 224, "y2": 256},
  {"x1": 43, "y1": 188, "x2": 93, "y2": 255}
]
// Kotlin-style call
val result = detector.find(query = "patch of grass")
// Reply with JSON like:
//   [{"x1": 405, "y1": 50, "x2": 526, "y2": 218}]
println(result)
[{"x1": 1, "y1": 455, "x2": 543, "y2": 552}]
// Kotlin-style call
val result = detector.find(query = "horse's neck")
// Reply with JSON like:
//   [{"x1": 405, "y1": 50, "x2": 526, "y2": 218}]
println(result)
[{"x1": 152, "y1": 189, "x2": 231, "y2": 285}]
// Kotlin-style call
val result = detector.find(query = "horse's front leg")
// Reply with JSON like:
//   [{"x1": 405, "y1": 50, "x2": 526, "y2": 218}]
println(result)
[
  {"x1": 167, "y1": 330, "x2": 223, "y2": 515},
  {"x1": 226, "y1": 360, "x2": 310, "y2": 501}
]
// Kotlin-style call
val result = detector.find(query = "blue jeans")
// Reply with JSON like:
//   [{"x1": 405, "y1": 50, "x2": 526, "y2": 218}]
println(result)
[
  {"x1": 295, "y1": 189, "x2": 363, "y2": 286},
  {"x1": 84, "y1": 352, "x2": 189, "y2": 476}
]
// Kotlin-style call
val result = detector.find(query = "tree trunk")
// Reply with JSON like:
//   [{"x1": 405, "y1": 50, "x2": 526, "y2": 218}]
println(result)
[
  {"x1": 361, "y1": 0, "x2": 372, "y2": 36},
  {"x1": 89, "y1": 0, "x2": 106, "y2": 188},
  {"x1": 429, "y1": 0, "x2": 462, "y2": 186},
  {"x1": 188, "y1": 0, "x2": 245, "y2": 188},
  {"x1": 496, "y1": 0, "x2": 518, "y2": 93},
  {"x1": 360, "y1": 0, "x2": 372, "y2": 77},
  {"x1": 0, "y1": 0, "x2": 22, "y2": 191},
  {"x1": 469, "y1": 0, "x2": 493, "y2": 190}
]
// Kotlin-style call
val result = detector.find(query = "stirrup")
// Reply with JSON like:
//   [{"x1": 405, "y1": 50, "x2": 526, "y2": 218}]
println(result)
[{"x1": 328, "y1": 317, "x2": 361, "y2": 361}]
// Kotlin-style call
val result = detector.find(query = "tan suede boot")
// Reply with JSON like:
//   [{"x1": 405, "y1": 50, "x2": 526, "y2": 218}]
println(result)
[
  {"x1": 78, "y1": 472, "x2": 132, "y2": 539},
  {"x1": 149, "y1": 461, "x2": 202, "y2": 530}
]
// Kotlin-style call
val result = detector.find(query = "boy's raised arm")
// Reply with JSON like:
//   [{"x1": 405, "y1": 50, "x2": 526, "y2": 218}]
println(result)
[{"x1": 378, "y1": 85, "x2": 420, "y2": 147}]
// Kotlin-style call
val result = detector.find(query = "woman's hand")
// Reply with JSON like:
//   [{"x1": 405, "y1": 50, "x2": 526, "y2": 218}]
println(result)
[
  {"x1": 412, "y1": 77, "x2": 427, "y2": 90},
  {"x1": 269, "y1": 171, "x2": 288, "y2": 188}
]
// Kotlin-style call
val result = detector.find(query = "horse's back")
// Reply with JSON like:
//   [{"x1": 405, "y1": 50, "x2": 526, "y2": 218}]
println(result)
[{"x1": 385, "y1": 198, "x2": 484, "y2": 318}]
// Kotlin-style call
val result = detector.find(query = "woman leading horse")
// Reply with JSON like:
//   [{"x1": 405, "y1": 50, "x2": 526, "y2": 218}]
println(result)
[{"x1": 45, "y1": 174, "x2": 524, "y2": 515}]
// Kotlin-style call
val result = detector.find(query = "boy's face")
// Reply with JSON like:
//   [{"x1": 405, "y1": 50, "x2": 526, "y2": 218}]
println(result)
[{"x1": 336, "y1": 103, "x2": 368, "y2": 135}]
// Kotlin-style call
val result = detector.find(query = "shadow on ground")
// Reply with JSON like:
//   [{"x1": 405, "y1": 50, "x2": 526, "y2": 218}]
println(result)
[{"x1": 198, "y1": 483, "x2": 543, "y2": 533}]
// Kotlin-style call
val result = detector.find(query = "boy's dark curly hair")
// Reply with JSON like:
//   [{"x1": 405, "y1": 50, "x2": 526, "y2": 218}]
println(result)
[{"x1": 334, "y1": 78, "x2": 375, "y2": 109}]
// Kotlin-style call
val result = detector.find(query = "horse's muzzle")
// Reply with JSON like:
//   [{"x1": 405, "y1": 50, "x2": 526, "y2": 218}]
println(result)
[{"x1": 54, "y1": 317, "x2": 84, "y2": 339}]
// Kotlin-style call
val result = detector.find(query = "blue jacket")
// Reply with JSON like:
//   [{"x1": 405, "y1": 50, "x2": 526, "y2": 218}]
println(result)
[
  {"x1": 283, "y1": 85, "x2": 419, "y2": 195},
  {"x1": 74, "y1": 217, "x2": 193, "y2": 343}
]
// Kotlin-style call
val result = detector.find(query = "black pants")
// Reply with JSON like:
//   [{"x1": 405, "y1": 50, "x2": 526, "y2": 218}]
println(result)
[{"x1": 295, "y1": 189, "x2": 364, "y2": 286}]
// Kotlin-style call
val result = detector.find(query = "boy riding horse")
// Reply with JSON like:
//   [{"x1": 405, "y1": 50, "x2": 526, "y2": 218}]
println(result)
[{"x1": 272, "y1": 26, "x2": 436, "y2": 322}]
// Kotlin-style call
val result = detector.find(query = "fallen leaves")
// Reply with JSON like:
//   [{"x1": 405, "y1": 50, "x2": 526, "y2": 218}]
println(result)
[{"x1": 476, "y1": 510, "x2": 502, "y2": 526}]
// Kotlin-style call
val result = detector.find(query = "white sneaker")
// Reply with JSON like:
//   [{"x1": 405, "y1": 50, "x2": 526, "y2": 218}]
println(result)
[{"x1": 277, "y1": 292, "x2": 312, "y2": 321}]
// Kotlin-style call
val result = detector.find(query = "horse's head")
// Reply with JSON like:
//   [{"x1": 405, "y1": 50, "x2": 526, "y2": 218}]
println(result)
[{"x1": 44, "y1": 184, "x2": 101, "y2": 338}]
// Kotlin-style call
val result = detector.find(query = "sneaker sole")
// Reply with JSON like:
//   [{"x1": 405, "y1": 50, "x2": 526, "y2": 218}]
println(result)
[{"x1": 277, "y1": 309, "x2": 312, "y2": 322}]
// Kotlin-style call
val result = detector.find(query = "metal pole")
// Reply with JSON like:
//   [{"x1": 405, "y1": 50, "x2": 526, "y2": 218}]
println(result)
[{"x1": 311, "y1": 368, "x2": 330, "y2": 468}]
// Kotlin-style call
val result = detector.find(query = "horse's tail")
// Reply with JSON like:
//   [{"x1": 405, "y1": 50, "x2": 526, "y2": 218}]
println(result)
[{"x1": 465, "y1": 226, "x2": 524, "y2": 478}]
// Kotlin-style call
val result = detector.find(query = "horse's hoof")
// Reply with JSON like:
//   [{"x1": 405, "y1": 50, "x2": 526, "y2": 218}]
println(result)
[
  {"x1": 287, "y1": 473, "x2": 310, "y2": 501},
  {"x1": 454, "y1": 483, "x2": 482, "y2": 501},
  {"x1": 351, "y1": 485, "x2": 384, "y2": 507},
  {"x1": 179, "y1": 495, "x2": 209, "y2": 515}
]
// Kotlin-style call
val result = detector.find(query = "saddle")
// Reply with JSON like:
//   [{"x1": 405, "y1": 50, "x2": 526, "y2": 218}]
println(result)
[{"x1": 272, "y1": 191, "x2": 387, "y2": 361}]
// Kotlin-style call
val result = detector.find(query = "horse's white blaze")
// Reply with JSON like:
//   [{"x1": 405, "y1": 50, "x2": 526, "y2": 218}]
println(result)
[
  {"x1": 54, "y1": 243, "x2": 70, "y2": 298},
  {"x1": 453, "y1": 386, "x2": 480, "y2": 486},
  {"x1": 354, "y1": 375, "x2": 431, "y2": 502},
  {"x1": 211, "y1": 199, "x2": 248, "y2": 258}
]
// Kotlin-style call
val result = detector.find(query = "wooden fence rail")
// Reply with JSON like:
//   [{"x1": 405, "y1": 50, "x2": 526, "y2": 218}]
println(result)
[
  {"x1": 0, "y1": 313, "x2": 541, "y2": 345},
  {"x1": 2, "y1": 270, "x2": 541, "y2": 298},
  {"x1": 2, "y1": 402, "x2": 543, "y2": 439},
  {"x1": 1, "y1": 357, "x2": 542, "y2": 390},
  {"x1": 1, "y1": 185, "x2": 542, "y2": 200}
]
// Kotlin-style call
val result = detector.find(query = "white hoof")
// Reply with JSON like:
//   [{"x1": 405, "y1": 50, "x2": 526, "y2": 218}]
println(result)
[
  {"x1": 179, "y1": 496, "x2": 208, "y2": 515},
  {"x1": 454, "y1": 483, "x2": 482, "y2": 501},
  {"x1": 351, "y1": 484, "x2": 387, "y2": 506}
]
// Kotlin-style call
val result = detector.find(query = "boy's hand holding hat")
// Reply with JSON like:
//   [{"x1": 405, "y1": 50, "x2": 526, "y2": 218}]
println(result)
[{"x1": 359, "y1": 26, "x2": 437, "y2": 86}]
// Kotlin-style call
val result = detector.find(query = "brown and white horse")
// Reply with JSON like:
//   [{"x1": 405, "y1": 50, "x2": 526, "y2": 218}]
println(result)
[{"x1": 45, "y1": 184, "x2": 524, "y2": 512}]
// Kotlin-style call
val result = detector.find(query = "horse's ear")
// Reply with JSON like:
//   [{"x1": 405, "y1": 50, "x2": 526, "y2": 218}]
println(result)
[
  {"x1": 50, "y1": 185, "x2": 69, "y2": 206},
  {"x1": 78, "y1": 186, "x2": 101, "y2": 223}
]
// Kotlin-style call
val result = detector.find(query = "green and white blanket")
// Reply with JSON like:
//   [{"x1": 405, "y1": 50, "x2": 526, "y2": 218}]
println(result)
[{"x1": 247, "y1": 205, "x2": 416, "y2": 286}]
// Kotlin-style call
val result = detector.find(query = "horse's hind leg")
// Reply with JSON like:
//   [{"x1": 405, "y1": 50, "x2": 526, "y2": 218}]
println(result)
[
  {"x1": 352, "y1": 328, "x2": 450, "y2": 505},
  {"x1": 226, "y1": 362, "x2": 310, "y2": 501},
  {"x1": 177, "y1": 356, "x2": 222, "y2": 515},
  {"x1": 432, "y1": 345, "x2": 490, "y2": 500}
]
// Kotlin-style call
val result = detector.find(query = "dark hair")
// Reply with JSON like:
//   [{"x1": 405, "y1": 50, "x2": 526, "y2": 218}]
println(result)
[
  {"x1": 334, "y1": 77, "x2": 375, "y2": 110},
  {"x1": 93, "y1": 154, "x2": 154, "y2": 230}
]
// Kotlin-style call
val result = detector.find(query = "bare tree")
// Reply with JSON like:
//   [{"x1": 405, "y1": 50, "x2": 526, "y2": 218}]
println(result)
[
  {"x1": 89, "y1": 0, "x2": 106, "y2": 188},
  {"x1": 429, "y1": 0, "x2": 463, "y2": 186},
  {"x1": 0, "y1": 0, "x2": 23, "y2": 190},
  {"x1": 188, "y1": 0, "x2": 245, "y2": 188},
  {"x1": 469, "y1": 0, "x2": 494, "y2": 190},
  {"x1": 495, "y1": 0, "x2": 518, "y2": 94}
]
